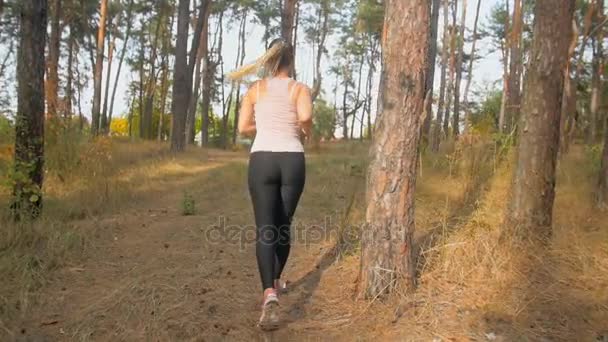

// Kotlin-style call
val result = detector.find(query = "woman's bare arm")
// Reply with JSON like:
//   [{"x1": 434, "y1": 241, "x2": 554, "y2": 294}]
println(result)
[
  {"x1": 238, "y1": 82, "x2": 258, "y2": 137},
  {"x1": 296, "y1": 85, "x2": 313, "y2": 138}
]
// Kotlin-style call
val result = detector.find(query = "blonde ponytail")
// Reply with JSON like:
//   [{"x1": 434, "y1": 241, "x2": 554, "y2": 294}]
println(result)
[{"x1": 227, "y1": 41, "x2": 286, "y2": 81}]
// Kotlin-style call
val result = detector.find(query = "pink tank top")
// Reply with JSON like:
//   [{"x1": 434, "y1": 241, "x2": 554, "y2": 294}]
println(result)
[{"x1": 251, "y1": 77, "x2": 304, "y2": 153}]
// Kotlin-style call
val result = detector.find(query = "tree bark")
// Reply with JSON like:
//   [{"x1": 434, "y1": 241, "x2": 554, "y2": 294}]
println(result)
[
  {"x1": 186, "y1": 0, "x2": 211, "y2": 144},
  {"x1": 443, "y1": 0, "x2": 457, "y2": 138},
  {"x1": 46, "y1": 0, "x2": 61, "y2": 121},
  {"x1": 100, "y1": 20, "x2": 115, "y2": 134},
  {"x1": 505, "y1": 0, "x2": 523, "y2": 134},
  {"x1": 598, "y1": 114, "x2": 608, "y2": 206},
  {"x1": 452, "y1": 0, "x2": 467, "y2": 137},
  {"x1": 91, "y1": 0, "x2": 108, "y2": 136},
  {"x1": 589, "y1": 0, "x2": 604, "y2": 144},
  {"x1": 311, "y1": 0, "x2": 329, "y2": 101},
  {"x1": 12, "y1": 0, "x2": 47, "y2": 219},
  {"x1": 170, "y1": 0, "x2": 191, "y2": 152},
  {"x1": 232, "y1": 12, "x2": 247, "y2": 145},
  {"x1": 508, "y1": 0, "x2": 575, "y2": 240},
  {"x1": 422, "y1": 0, "x2": 440, "y2": 145},
  {"x1": 462, "y1": 0, "x2": 482, "y2": 132},
  {"x1": 499, "y1": 0, "x2": 510, "y2": 134},
  {"x1": 169, "y1": 0, "x2": 207, "y2": 150},
  {"x1": 65, "y1": 29, "x2": 74, "y2": 119},
  {"x1": 142, "y1": 5, "x2": 165, "y2": 140},
  {"x1": 359, "y1": 0, "x2": 429, "y2": 298}
]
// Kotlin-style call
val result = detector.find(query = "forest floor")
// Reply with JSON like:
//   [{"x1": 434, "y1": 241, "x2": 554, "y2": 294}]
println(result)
[{"x1": 1, "y1": 140, "x2": 607, "y2": 341}]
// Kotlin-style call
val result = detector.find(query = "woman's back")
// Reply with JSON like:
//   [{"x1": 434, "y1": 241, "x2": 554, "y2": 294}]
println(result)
[{"x1": 251, "y1": 77, "x2": 304, "y2": 153}]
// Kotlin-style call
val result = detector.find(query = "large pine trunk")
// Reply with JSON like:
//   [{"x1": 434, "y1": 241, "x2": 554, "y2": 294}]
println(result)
[
  {"x1": 508, "y1": 0, "x2": 575, "y2": 239},
  {"x1": 91, "y1": 0, "x2": 108, "y2": 136},
  {"x1": 12, "y1": 0, "x2": 47, "y2": 219},
  {"x1": 46, "y1": 0, "x2": 60, "y2": 121},
  {"x1": 422, "y1": 0, "x2": 441, "y2": 145},
  {"x1": 170, "y1": 0, "x2": 191, "y2": 152},
  {"x1": 359, "y1": 0, "x2": 429, "y2": 298},
  {"x1": 505, "y1": 0, "x2": 524, "y2": 134}
]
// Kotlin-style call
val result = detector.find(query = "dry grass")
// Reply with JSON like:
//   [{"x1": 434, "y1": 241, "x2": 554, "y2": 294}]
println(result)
[{"x1": 0, "y1": 136, "x2": 606, "y2": 341}]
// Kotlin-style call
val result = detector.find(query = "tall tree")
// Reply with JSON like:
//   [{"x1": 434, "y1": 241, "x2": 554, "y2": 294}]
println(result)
[
  {"x1": 589, "y1": 0, "x2": 604, "y2": 143},
  {"x1": 443, "y1": 0, "x2": 457, "y2": 137},
  {"x1": 100, "y1": 8, "x2": 115, "y2": 134},
  {"x1": 507, "y1": 0, "x2": 575, "y2": 239},
  {"x1": 452, "y1": 0, "x2": 467, "y2": 137},
  {"x1": 170, "y1": 0, "x2": 209, "y2": 151},
  {"x1": 282, "y1": 0, "x2": 298, "y2": 76},
  {"x1": 505, "y1": 0, "x2": 524, "y2": 134},
  {"x1": 91, "y1": 0, "x2": 109, "y2": 136},
  {"x1": 12, "y1": 0, "x2": 47, "y2": 219},
  {"x1": 46, "y1": 0, "x2": 61, "y2": 121},
  {"x1": 422, "y1": 0, "x2": 440, "y2": 145},
  {"x1": 359, "y1": 0, "x2": 429, "y2": 297},
  {"x1": 170, "y1": 0, "x2": 191, "y2": 152}
]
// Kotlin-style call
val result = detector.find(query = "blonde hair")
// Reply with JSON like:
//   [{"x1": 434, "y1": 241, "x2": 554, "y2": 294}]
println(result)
[{"x1": 227, "y1": 39, "x2": 293, "y2": 81}]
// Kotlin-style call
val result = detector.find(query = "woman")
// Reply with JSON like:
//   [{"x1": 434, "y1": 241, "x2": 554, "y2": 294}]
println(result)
[{"x1": 228, "y1": 38, "x2": 313, "y2": 330}]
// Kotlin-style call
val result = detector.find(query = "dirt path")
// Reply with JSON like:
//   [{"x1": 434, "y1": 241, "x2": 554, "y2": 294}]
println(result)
[{"x1": 17, "y1": 150, "x2": 363, "y2": 341}]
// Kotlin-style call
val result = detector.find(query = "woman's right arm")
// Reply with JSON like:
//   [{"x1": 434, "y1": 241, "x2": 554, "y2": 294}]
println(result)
[
  {"x1": 238, "y1": 82, "x2": 258, "y2": 137},
  {"x1": 296, "y1": 85, "x2": 313, "y2": 138}
]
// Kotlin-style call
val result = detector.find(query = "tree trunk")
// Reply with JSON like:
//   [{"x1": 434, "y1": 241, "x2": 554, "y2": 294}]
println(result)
[
  {"x1": 12, "y1": 0, "x2": 47, "y2": 219},
  {"x1": 158, "y1": 58, "x2": 169, "y2": 142},
  {"x1": 432, "y1": 0, "x2": 450, "y2": 151},
  {"x1": 452, "y1": 0, "x2": 467, "y2": 137},
  {"x1": 590, "y1": 0, "x2": 604, "y2": 144},
  {"x1": 422, "y1": 0, "x2": 440, "y2": 145},
  {"x1": 142, "y1": 6, "x2": 165, "y2": 140},
  {"x1": 462, "y1": 0, "x2": 482, "y2": 132},
  {"x1": 311, "y1": 1, "x2": 329, "y2": 101},
  {"x1": 186, "y1": 0, "x2": 211, "y2": 144},
  {"x1": 443, "y1": 0, "x2": 457, "y2": 138},
  {"x1": 170, "y1": 0, "x2": 208, "y2": 150},
  {"x1": 108, "y1": 0, "x2": 134, "y2": 131},
  {"x1": 560, "y1": 19, "x2": 579, "y2": 153},
  {"x1": 46, "y1": 0, "x2": 60, "y2": 121},
  {"x1": 341, "y1": 77, "x2": 349, "y2": 139},
  {"x1": 170, "y1": 0, "x2": 191, "y2": 152},
  {"x1": 359, "y1": 0, "x2": 429, "y2": 298},
  {"x1": 282, "y1": 0, "x2": 298, "y2": 77},
  {"x1": 499, "y1": 0, "x2": 511, "y2": 134},
  {"x1": 232, "y1": 12, "x2": 247, "y2": 145},
  {"x1": 505, "y1": 0, "x2": 523, "y2": 134},
  {"x1": 65, "y1": 30, "x2": 74, "y2": 119},
  {"x1": 508, "y1": 0, "x2": 574, "y2": 240},
  {"x1": 598, "y1": 115, "x2": 608, "y2": 206},
  {"x1": 101, "y1": 25, "x2": 115, "y2": 134},
  {"x1": 91, "y1": 0, "x2": 108, "y2": 136}
]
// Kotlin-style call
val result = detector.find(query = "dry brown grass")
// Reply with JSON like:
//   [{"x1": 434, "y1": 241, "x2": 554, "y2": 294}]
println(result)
[{"x1": 1, "y1": 137, "x2": 606, "y2": 341}]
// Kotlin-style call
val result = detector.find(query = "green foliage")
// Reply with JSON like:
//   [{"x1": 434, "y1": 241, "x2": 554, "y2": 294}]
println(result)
[
  {"x1": 313, "y1": 98, "x2": 336, "y2": 141},
  {"x1": 585, "y1": 144, "x2": 603, "y2": 174},
  {"x1": 0, "y1": 114, "x2": 13, "y2": 145},
  {"x1": 181, "y1": 191, "x2": 196, "y2": 216}
]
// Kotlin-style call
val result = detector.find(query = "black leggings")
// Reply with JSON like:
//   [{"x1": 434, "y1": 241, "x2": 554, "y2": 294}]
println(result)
[{"x1": 248, "y1": 152, "x2": 306, "y2": 291}]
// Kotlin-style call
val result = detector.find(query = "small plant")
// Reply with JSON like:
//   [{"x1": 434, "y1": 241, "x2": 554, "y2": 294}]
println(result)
[{"x1": 181, "y1": 191, "x2": 196, "y2": 216}]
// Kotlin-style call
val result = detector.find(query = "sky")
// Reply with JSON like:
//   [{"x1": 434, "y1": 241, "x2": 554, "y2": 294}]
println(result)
[{"x1": 0, "y1": 0, "x2": 505, "y2": 128}]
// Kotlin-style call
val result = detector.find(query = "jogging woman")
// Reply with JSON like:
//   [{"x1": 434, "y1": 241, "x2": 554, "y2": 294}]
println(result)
[{"x1": 228, "y1": 38, "x2": 313, "y2": 330}]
